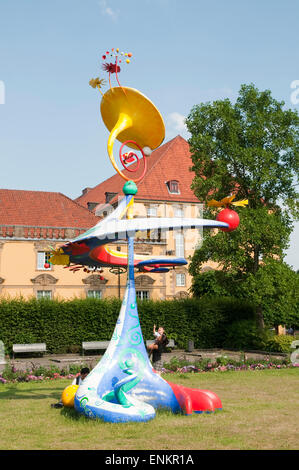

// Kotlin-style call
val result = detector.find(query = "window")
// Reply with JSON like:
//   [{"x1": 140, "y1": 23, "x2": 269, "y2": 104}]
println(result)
[
  {"x1": 37, "y1": 251, "x2": 51, "y2": 270},
  {"x1": 136, "y1": 290, "x2": 150, "y2": 300},
  {"x1": 174, "y1": 206, "x2": 184, "y2": 217},
  {"x1": 37, "y1": 290, "x2": 52, "y2": 300},
  {"x1": 166, "y1": 180, "x2": 180, "y2": 194},
  {"x1": 87, "y1": 202, "x2": 98, "y2": 211},
  {"x1": 105, "y1": 192, "x2": 118, "y2": 203},
  {"x1": 175, "y1": 233, "x2": 184, "y2": 257},
  {"x1": 87, "y1": 290, "x2": 102, "y2": 299},
  {"x1": 176, "y1": 273, "x2": 186, "y2": 287},
  {"x1": 147, "y1": 206, "x2": 157, "y2": 217}
]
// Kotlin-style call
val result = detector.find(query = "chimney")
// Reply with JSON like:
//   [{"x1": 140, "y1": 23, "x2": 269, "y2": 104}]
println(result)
[{"x1": 82, "y1": 187, "x2": 92, "y2": 196}]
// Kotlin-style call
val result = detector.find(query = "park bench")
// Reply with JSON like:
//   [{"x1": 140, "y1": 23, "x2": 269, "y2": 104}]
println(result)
[
  {"x1": 12, "y1": 343, "x2": 47, "y2": 359},
  {"x1": 146, "y1": 339, "x2": 176, "y2": 349},
  {"x1": 82, "y1": 341, "x2": 110, "y2": 356},
  {"x1": 82, "y1": 339, "x2": 176, "y2": 356}
]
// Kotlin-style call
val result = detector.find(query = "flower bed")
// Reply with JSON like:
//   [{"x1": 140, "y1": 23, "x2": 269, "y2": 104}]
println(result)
[
  {"x1": 0, "y1": 356, "x2": 298, "y2": 384},
  {"x1": 0, "y1": 372, "x2": 77, "y2": 385},
  {"x1": 161, "y1": 363, "x2": 298, "y2": 374},
  {"x1": 162, "y1": 355, "x2": 299, "y2": 374},
  {"x1": 0, "y1": 363, "x2": 87, "y2": 384}
]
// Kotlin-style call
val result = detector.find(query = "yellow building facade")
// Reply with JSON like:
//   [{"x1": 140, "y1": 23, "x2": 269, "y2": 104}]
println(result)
[{"x1": 0, "y1": 200, "x2": 203, "y2": 301}]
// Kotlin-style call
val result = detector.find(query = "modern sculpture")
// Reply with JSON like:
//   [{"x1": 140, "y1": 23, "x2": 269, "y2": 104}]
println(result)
[{"x1": 50, "y1": 49, "x2": 237, "y2": 422}]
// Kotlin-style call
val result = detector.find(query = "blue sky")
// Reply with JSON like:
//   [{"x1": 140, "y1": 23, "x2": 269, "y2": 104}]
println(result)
[{"x1": 0, "y1": 0, "x2": 298, "y2": 269}]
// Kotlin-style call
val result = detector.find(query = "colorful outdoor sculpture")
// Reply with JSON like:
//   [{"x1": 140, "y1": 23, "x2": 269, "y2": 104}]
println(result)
[
  {"x1": 51, "y1": 49, "x2": 233, "y2": 422},
  {"x1": 61, "y1": 384, "x2": 79, "y2": 408},
  {"x1": 208, "y1": 195, "x2": 248, "y2": 232}
]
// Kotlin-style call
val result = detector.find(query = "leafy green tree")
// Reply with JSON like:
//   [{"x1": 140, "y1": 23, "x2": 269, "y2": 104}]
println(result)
[
  {"x1": 239, "y1": 259, "x2": 299, "y2": 327},
  {"x1": 186, "y1": 83, "x2": 299, "y2": 327},
  {"x1": 190, "y1": 269, "x2": 230, "y2": 298}
]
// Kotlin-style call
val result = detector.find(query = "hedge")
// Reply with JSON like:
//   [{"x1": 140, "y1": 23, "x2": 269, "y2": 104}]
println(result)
[{"x1": 0, "y1": 296, "x2": 256, "y2": 355}]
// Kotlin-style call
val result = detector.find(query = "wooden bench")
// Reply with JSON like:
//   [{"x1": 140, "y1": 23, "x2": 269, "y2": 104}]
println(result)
[
  {"x1": 146, "y1": 339, "x2": 176, "y2": 348},
  {"x1": 82, "y1": 341, "x2": 110, "y2": 356},
  {"x1": 12, "y1": 343, "x2": 47, "y2": 359},
  {"x1": 82, "y1": 339, "x2": 176, "y2": 355}
]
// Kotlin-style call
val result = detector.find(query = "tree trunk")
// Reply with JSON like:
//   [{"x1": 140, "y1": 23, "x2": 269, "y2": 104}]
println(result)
[
  {"x1": 256, "y1": 305, "x2": 265, "y2": 329},
  {"x1": 252, "y1": 244, "x2": 264, "y2": 328}
]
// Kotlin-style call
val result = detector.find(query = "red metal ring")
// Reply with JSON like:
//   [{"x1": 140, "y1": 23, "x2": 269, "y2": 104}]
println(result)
[
  {"x1": 119, "y1": 140, "x2": 147, "y2": 182},
  {"x1": 120, "y1": 151, "x2": 140, "y2": 172}
]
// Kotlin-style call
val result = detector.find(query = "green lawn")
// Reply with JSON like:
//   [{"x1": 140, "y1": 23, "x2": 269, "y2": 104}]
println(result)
[{"x1": 0, "y1": 368, "x2": 298, "y2": 450}]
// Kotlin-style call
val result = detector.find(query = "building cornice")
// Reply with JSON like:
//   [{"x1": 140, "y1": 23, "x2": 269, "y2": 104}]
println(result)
[
  {"x1": 128, "y1": 198, "x2": 202, "y2": 205},
  {"x1": 0, "y1": 225, "x2": 88, "y2": 241}
]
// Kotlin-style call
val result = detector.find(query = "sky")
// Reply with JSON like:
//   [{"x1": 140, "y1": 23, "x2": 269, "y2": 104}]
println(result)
[{"x1": 0, "y1": 0, "x2": 298, "y2": 269}]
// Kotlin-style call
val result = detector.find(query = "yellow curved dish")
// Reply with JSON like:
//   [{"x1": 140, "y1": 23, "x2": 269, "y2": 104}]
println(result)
[{"x1": 100, "y1": 87, "x2": 165, "y2": 180}]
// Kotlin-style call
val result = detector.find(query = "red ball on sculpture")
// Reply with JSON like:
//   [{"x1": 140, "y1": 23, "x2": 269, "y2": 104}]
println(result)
[
  {"x1": 216, "y1": 208, "x2": 240, "y2": 232},
  {"x1": 44, "y1": 263, "x2": 50, "y2": 269}
]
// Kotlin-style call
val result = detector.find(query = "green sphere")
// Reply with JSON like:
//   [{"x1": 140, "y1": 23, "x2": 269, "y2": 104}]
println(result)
[{"x1": 123, "y1": 181, "x2": 138, "y2": 195}]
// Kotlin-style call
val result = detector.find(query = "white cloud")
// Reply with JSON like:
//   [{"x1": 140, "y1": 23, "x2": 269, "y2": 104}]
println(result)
[
  {"x1": 98, "y1": 0, "x2": 119, "y2": 21},
  {"x1": 284, "y1": 221, "x2": 299, "y2": 271},
  {"x1": 166, "y1": 112, "x2": 189, "y2": 139},
  {"x1": 0, "y1": 81, "x2": 5, "y2": 105}
]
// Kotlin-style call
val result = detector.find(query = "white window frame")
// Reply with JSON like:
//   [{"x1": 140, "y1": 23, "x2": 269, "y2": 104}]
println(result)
[
  {"x1": 37, "y1": 251, "x2": 51, "y2": 270},
  {"x1": 37, "y1": 290, "x2": 52, "y2": 300},
  {"x1": 176, "y1": 273, "x2": 186, "y2": 287},
  {"x1": 147, "y1": 206, "x2": 157, "y2": 217},
  {"x1": 87, "y1": 290, "x2": 102, "y2": 299},
  {"x1": 167, "y1": 180, "x2": 180, "y2": 194},
  {"x1": 136, "y1": 290, "x2": 150, "y2": 300},
  {"x1": 174, "y1": 206, "x2": 184, "y2": 217},
  {"x1": 175, "y1": 232, "x2": 184, "y2": 257}
]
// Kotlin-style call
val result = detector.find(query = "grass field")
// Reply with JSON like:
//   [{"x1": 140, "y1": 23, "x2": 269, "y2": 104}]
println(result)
[{"x1": 0, "y1": 368, "x2": 298, "y2": 450}]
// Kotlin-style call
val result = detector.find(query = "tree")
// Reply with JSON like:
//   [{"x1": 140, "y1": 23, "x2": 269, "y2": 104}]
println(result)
[
  {"x1": 186, "y1": 83, "x2": 299, "y2": 327},
  {"x1": 190, "y1": 269, "x2": 229, "y2": 298},
  {"x1": 240, "y1": 259, "x2": 299, "y2": 328}
]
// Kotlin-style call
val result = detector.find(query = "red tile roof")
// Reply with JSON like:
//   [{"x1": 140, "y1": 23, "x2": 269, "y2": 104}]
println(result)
[
  {"x1": 75, "y1": 135, "x2": 201, "y2": 209},
  {"x1": 0, "y1": 189, "x2": 99, "y2": 228}
]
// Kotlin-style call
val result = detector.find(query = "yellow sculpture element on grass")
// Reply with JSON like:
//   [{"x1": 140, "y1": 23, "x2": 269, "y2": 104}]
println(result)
[{"x1": 61, "y1": 384, "x2": 79, "y2": 407}]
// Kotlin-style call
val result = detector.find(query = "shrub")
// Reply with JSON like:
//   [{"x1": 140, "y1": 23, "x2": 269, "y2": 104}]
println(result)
[
  {"x1": 223, "y1": 319, "x2": 270, "y2": 351},
  {"x1": 265, "y1": 335, "x2": 294, "y2": 353},
  {"x1": 163, "y1": 357, "x2": 191, "y2": 371},
  {"x1": 0, "y1": 295, "x2": 256, "y2": 354},
  {"x1": 1, "y1": 365, "x2": 18, "y2": 381}
]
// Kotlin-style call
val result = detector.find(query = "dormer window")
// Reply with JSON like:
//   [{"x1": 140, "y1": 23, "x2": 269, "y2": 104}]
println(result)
[
  {"x1": 87, "y1": 202, "x2": 98, "y2": 211},
  {"x1": 105, "y1": 192, "x2": 117, "y2": 203},
  {"x1": 166, "y1": 180, "x2": 180, "y2": 194}
]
